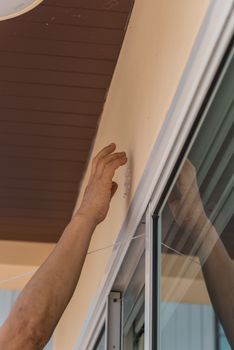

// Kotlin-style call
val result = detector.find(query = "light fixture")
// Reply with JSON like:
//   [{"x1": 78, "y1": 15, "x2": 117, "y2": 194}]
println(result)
[{"x1": 0, "y1": 0, "x2": 44, "y2": 21}]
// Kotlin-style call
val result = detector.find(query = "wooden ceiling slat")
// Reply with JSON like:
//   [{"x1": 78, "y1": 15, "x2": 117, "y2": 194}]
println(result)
[
  {"x1": 0, "y1": 110, "x2": 98, "y2": 128},
  {"x1": 0, "y1": 207, "x2": 73, "y2": 221},
  {"x1": 0, "y1": 0, "x2": 134, "y2": 243},
  {"x1": 0, "y1": 187, "x2": 76, "y2": 202},
  {"x1": 0, "y1": 177, "x2": 77, "y2": 193},
  {"x1": 0, "y1": 198, "x2": 74, "y2": 213},
  {"x1": 0, "y1": 83, "x2": 106, "y2": 102},
  {"x1": 0, "y1": 171, "x2": 81, "y2": 183},
  {"x1": 0, "y1": 53, "x2": 115, "y2": 75},
  {"x1": 0, "y1": 225, "x2": 64, "y2": 243},
  {"x1": 0, "y1": 97, "x2": 103, "y2": 115},
  {"x1": 0, "y1": 145, "x2": 89, "y2": 162},
  {"x1": 0, "y1": 67, "x2": 110, "y2": 89},
  {"x1": 18, "y1": 6, "x2": 128, "y2": 29},
  {"x1": 0, "y1": 216, "x2": 67, "y2": 228},
  {"x1": 0, "y1": 22, "x2": 124, "y2": 45},
  {"x1": 0, "y1": 38, "x2": 119, "y2": 60},
  {"x1": 0, "y1": 132, "x2": 93, "y2": 151},
  {"x1": 44, "y1": 0, "x2": 133, "y2": 13},
  {"x1": 0, "y1": 158, "x2": 84, "y2": 182},
  {"x1": 0, "y1": 121, "x2": 96, "y2": 138},
  {"x1": 0, "y1": 222, "x2": 63, "y2": 231}
]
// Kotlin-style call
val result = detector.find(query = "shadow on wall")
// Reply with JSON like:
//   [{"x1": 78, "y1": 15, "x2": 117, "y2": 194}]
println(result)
[{"x1": 123, "y1": 150, "x2": 134, "y2": 210}]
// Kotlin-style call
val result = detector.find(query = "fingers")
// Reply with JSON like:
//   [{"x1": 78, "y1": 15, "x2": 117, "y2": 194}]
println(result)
[
  {"x1": 177, "y1": 159, "x2": 196, "y2": 189},
  {"x1": 102, "y1": 156, "x2": 127, "y2": 181},
  {"x1": 91, "y1": 143, "x2": 116, "y2": 175},
  {"x1": 168, "y1": 185, "x2": 181, "y2": 204},
  {"x1": 96, "y1": 152, "x2": 126, "y2": 177},
  {"x1": 90, "y1": 144, "x2": 127, "y2": 184},
  {"x1": 181, "y1": 159, "x2": 196, "y2": 179},
  {"x1": 184, "y1": 159, "x2": 195, "y2": 171}
]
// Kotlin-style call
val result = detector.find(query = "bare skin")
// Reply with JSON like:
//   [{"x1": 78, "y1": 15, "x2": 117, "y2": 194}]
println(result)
[
  {"x1": 0, "y1": 143, "x2": 127, "y2": 350},
  {"x1": 169, "y1": 160, "x2": 234, "y2": 348}
]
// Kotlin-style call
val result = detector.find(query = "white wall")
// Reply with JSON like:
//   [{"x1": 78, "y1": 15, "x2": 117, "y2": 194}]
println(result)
[{"x1": 53, "y1": 0, "x2": 211, "y2": 348}]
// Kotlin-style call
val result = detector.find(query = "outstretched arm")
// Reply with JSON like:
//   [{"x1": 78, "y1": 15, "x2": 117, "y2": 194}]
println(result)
[
  {"x1": 0, "y1": 143, "x2": 127, "y2": 350},
  {"x1": 169, "y1": 160, "x2": 234, "y2": 348}
]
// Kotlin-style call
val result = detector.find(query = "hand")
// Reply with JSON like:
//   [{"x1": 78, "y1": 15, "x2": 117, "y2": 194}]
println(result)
[
  {"x1": 168, "y1": 159, "x2": 207, "y2": 234},
  {"x1": 77, "y1": 143, "x2": 127, "y2": 226}
]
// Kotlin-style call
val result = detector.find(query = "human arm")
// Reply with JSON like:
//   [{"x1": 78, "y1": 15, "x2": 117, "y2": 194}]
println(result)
[
  {"x1": 0, "y1": 143, "x2": 127, "y2": 350},
  {"x1": 168, "y1": 160, "x2": 234, "y2": 347}
]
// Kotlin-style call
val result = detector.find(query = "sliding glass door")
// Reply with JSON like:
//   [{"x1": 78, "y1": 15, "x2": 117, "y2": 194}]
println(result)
[
  {"x1": 155, "y1": 44, "x2": 234, "y2": 350},
  {"x1": 123, "y1": 252, "x2": 145, "y2": 350},
  {"x1": 93, "y1": 328, "x2": 105, "y2": 350}
]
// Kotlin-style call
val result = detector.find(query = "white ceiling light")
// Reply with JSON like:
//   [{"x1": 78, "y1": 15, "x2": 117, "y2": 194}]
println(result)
[{"x1": 0, "y1": 0, "x2": 44, "y2": 21}]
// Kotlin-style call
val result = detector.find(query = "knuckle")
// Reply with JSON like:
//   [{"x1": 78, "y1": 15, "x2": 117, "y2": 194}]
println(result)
[{"x1": 99, "y1": 158, "x2": 105, "y2": 166}]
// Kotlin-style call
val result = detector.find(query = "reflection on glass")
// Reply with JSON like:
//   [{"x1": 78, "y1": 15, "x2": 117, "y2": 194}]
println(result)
[
  {"x1": 161, "y1": 156, "x2": 233, "y2": 349},
  {"x1": 160, "y1": 51, "x2": 233, "y2": 350},
  {"x1": 93, "y1": 328, "x2": 105, "y2": 350},
  {"x1": 218, "y1": 322, "x2": 231, "y2": 350},
  {"x1": 124, "y1": 300, "x2": 144, "y2": 350},
  {"x1": 123, "y1": 254, "x2": 145, "y2": 350}
]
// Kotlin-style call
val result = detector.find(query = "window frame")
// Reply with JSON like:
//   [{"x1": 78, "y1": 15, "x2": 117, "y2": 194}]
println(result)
[
  {"x1": 92, "y1": 326, "x2": 106, "y2": 350},
  {"x1": 107, "y1": 292, "x2": 122, "y2": 350},
  {"x1": 86, "y1": 308, "x2": 107, "y2": 350},
  {"x1": 75, "y1": 2, "x2": 234, "y2": 349}
]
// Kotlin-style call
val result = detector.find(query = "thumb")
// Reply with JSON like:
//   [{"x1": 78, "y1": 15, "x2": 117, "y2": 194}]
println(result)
[
  {"x1": 111, "y1": 182, "x2": 118, "y2": 198},
  {"x1": 168, "y1": 186, "x2": 181, "y2": 214}
]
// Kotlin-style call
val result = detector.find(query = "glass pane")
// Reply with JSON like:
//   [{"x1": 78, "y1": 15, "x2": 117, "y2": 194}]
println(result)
[
  {"x1": 159, "y1": 48, "x2": 234, "y2": 349},
  {"x1": 93, "y1": 328, "x2": 105, "y2": 350},
  {"x1": 123, "y1": 295, "x2": 144, "y2": 350},
  {"x1": 218, "y1": 322, "x2": 231, "y2": 350},
  {"x1": 0, "y1": 289, "x2": 20, "y2": 326},
  {"x1": 123, "y1": 253, "x2": 145, "y2": 350}
]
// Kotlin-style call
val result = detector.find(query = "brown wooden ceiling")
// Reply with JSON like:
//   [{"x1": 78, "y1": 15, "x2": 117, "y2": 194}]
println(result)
[{"x1": 0, "y1": 0, "x2": 134, "y2": 243}]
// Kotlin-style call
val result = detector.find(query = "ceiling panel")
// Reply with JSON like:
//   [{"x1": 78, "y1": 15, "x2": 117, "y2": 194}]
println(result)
[
  {"x1": 15, "y1": 6, "x2": 129, "y2": 28},
  {"x1": 0, "y1": 0, "x2": 134, "y2": 243},
  {"x1": 42, "y1": 0, "x2": 133, "y2": 12},
  {"x1": 0, "y1": 52, "x2": 116, "y2": 75},
  {"x1": 0, "y1": 22, "x2": 124, "y2": 45},
  {"x1": 0, "y1": 67, "x2": 110, "y2": 88}
]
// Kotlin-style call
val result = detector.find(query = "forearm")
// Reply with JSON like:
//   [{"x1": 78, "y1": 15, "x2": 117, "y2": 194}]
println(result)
[
  {"x1": 2, "y1": 214, "x2": 96, "y2": 349},
  {"x1": 169, "y1": 160, "x2": 234, "y2": 346},
  {"x1": 0, "y1": 143, "x2": 127, "y2": 349},
  {"x1": 194, "y1": 217, "x2": 234, "y2": 347}
]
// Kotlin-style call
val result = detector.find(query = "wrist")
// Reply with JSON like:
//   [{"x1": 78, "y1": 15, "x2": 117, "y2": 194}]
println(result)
[
  {"x1": 72, "y1": 210, "x2": 98, "y2": 230},
  {"x1": 183, "y1": 207, "x2": 208, "y2": 233},
  {"x1": 197, "y1": 224, "x2": 220, "y2": 264},
  {"x1": 192, "y1": 210, "x2": 209, "y2": 233}
]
